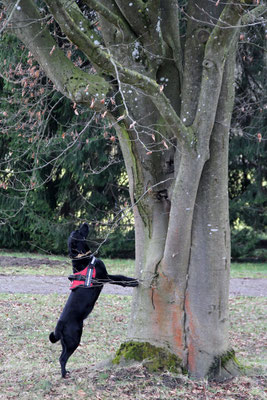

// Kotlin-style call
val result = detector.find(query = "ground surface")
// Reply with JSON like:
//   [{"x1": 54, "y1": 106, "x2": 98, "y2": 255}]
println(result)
[
  {"x1": 0, "y1": 255, "x2": 266, "y2": 399},
  {"x1": 0, "y1": 255, "x2": 266, "y2": 296}
]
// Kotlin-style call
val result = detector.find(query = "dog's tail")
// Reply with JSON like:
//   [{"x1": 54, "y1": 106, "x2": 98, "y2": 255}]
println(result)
[
  {"x1": 49, "y1": 321, "x2": 63, "y2": 343},
  {"x1": 49, "y1": 331, "x2": 59, "y2": 343}
]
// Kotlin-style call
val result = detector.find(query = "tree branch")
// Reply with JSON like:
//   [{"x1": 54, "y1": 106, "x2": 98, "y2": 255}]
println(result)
[
  {"x1": 192, "y1": 1, "x2": 255, "y2": 152},
  {"x1": 114, "y1": 0, "x2": 147, "y2": 36},
  {"x1": 0, "y1": 0, "x2": 21, "y2": 34},
  {"x1": 4, "y1": 0, "x2": 192, "y2": 148},
  {"x1": 108, "y1": 52, "x2": 192, "y2": 149},
  {"x1": 3, "y1": 0, "x2": 110, "y2": 108},
  {"x1": 114, "y1": 0, "x2": 168, "y2": 59},
  {"x1": 44, "y1": 0, "x2": 192, "y2": 147},
  {"x1": 44, "y1": 0, "x2": 116, "y2": 73},
  {"x1": 241, "y1": 4, "x2": 267, "y2": 26},
  {"x1": 83, "y1": 0, "x2": 131, "y2": 34},
  {"x1": 161, "y1": 0, "x2": 183, "y2": 81}
]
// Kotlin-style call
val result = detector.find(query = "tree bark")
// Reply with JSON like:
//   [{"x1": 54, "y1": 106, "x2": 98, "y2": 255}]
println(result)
[{"x1": 184, "y1": 44, "x2": 237, "y2": 378}]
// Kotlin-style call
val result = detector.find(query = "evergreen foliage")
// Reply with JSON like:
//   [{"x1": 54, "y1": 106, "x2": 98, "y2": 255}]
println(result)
[
  {"x1": 229, "y1": 22, "x2": 266, "y2": 260},
  {"x1": 0, "y1": 34, "x2": 133, "y2": 256}
]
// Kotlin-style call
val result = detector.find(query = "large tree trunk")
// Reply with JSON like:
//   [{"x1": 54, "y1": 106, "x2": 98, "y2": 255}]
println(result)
[
  {"x1": 183, "y1": 49, "x2": 237, "y2": 378},
  {"x1": 115, "y1": 8, "x2": 241, "y2": 379}
]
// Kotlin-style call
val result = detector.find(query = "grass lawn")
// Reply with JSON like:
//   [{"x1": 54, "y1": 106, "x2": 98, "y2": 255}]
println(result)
[
  {"x1": 230, "y1": 263, "x2": 267, "y2": 279},
  {"x1": 0, "y1": 251, "x2": 266, "y2": 399},
  {"x1": 0, "y1": 293, "x2": 266, "y2": 400},
  {"x1": 0, "y1": 250, "x2": 266, "y2": 278},
  {"x1": 0, "y1": 250, "x2": 135, "y2": 277}
]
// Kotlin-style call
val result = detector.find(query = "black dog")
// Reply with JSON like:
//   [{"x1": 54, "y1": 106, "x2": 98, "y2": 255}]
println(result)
[{"x1": 49, "y1": 223, "x2": 138, "y2": 378}]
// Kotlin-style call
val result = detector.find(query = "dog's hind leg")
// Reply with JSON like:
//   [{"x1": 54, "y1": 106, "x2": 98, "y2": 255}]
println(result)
[
  {"x1": 59, "y1": 334, "x2": 81, "y2": 378},
  {"x1": 59, "y1": 341, "x2": 77, "y2": 378}
]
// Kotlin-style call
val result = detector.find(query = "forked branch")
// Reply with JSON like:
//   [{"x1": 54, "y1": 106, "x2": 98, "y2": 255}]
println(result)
[
  {"x1": 192, "y1": 1, "x2": 256, "y2": 152},
  {"x1": 4, "y1": 0, "x2": 110, "y2": 108}
]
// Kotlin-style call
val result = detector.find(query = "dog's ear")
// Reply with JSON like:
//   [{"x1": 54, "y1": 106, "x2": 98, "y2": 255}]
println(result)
[
  {"x1": 67, "y1": 232, "x2": 77, "y2": 258},
  {"x1": 79, "y1": 223, "x2": 89, "y2": 238}
]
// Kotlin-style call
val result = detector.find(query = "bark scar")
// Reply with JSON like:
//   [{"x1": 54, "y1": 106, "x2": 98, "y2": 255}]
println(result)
[
  {"x1": 150, "y1": 264, "x2": 160, "y2": 310},
  {"x1": 151, "y1": 288, "x2": 155, "y2": 310}
]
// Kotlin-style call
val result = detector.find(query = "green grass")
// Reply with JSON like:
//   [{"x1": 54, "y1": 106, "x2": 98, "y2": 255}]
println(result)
[
  {"x1": 0, "y1": 293, "x2": 265, "y2": 399},
  {"x1": 0, "y1": 250, "x2": 135, "y2": 277},
  {"x1": 0, "y1": 249, "x2": 66, "y2": 261},
  {"x1": 0, "y1": 293, "x2": 131, "y2": 399},
  {"x1": 0, "y1": 250, "x2": 266, "y2": 278},
  {"x1": 231, "y1": 263, "x2": 267, "y2": 279},
  {"x1": 0, "y1": 251, "x2": 266, "y2": 399}
]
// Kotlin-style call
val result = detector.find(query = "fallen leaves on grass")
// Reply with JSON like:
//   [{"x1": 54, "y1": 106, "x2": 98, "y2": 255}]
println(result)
[{"x1": 0, "y1": 294, "x2": 266, "y2": 400}]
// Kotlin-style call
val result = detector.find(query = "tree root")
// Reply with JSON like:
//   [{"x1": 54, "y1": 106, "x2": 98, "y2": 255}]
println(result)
[{"x1": 208, "y1": 349, "x2": 243, "y2": 381}]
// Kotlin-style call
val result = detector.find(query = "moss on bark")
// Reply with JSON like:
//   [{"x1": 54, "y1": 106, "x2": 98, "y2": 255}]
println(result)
[
  {"x1": 208, "y1": 349, "x2": 243, "y2": 381},
  {"x1": 119, "y1": 123, "x2": 152, "y2": 233},
  {"x1": 113, "y1": 341, "x2": 183, "y2": 373}
]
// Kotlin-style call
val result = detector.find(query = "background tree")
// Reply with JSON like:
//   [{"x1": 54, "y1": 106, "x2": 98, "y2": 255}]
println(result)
[
  {"x1": 1, "y1": 0, "x2": 265, "y2": 379},
  {"x1": 229, "y1": 19, "x2": 266, "y2": 260},
  {"x1": 0, "y1": 33, "x2": 132, "y2": 255}
]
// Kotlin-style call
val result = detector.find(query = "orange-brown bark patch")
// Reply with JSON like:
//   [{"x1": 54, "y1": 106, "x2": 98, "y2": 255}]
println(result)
[
  {"x1": 152, "y1": 278, "x2": 184, "y2": 359},
  {"x1": 185, "y1": 294, "x2": 198, "y2": 373},
  {"x1": 171, "y1": 304, "x2": 184, "y2": 357}
]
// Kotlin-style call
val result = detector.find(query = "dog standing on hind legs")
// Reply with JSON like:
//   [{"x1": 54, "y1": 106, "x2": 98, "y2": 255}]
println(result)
[{"x1": 49, "y1": 222, "x2": 138, "y2": 378}]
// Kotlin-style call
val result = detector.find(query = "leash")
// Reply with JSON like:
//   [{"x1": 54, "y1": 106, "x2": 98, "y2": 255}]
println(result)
[{"x1": 69, "y1": 255, "x2": 141, "y2": 289}]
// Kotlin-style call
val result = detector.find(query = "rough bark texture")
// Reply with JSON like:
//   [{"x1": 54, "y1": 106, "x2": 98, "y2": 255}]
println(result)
[{"x1": 3, "y1": 0, "x2": 257, "y2": 379}]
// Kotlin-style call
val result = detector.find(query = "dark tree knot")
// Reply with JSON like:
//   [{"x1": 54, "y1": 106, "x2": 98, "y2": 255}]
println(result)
[{"x1": 202, "y1": 59, "x2": 214, "y2": 69}]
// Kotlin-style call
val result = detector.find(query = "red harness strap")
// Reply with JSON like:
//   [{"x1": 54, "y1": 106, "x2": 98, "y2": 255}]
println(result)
[{"x1": 69, "y1": 258, "x2": 96, "y2": 290}]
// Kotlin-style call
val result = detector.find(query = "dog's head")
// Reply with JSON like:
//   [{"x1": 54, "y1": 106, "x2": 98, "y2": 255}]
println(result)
[{"x1": 68, "y1": 223, "x2": 90, "y2": 259}]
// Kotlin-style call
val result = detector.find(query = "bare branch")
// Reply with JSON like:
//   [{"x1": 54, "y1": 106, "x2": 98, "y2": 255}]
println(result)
[
  {"x1": 0, "y1": 0, "x2": 21, "y2": 34},
  {"x1": 3, "y1": 0, "x2": 110, "y2": 108}
]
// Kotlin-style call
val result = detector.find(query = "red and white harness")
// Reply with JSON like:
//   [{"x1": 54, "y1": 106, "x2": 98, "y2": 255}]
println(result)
[{"x1": 68, "y1": 256, "x2": 96, "y2": 290}]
